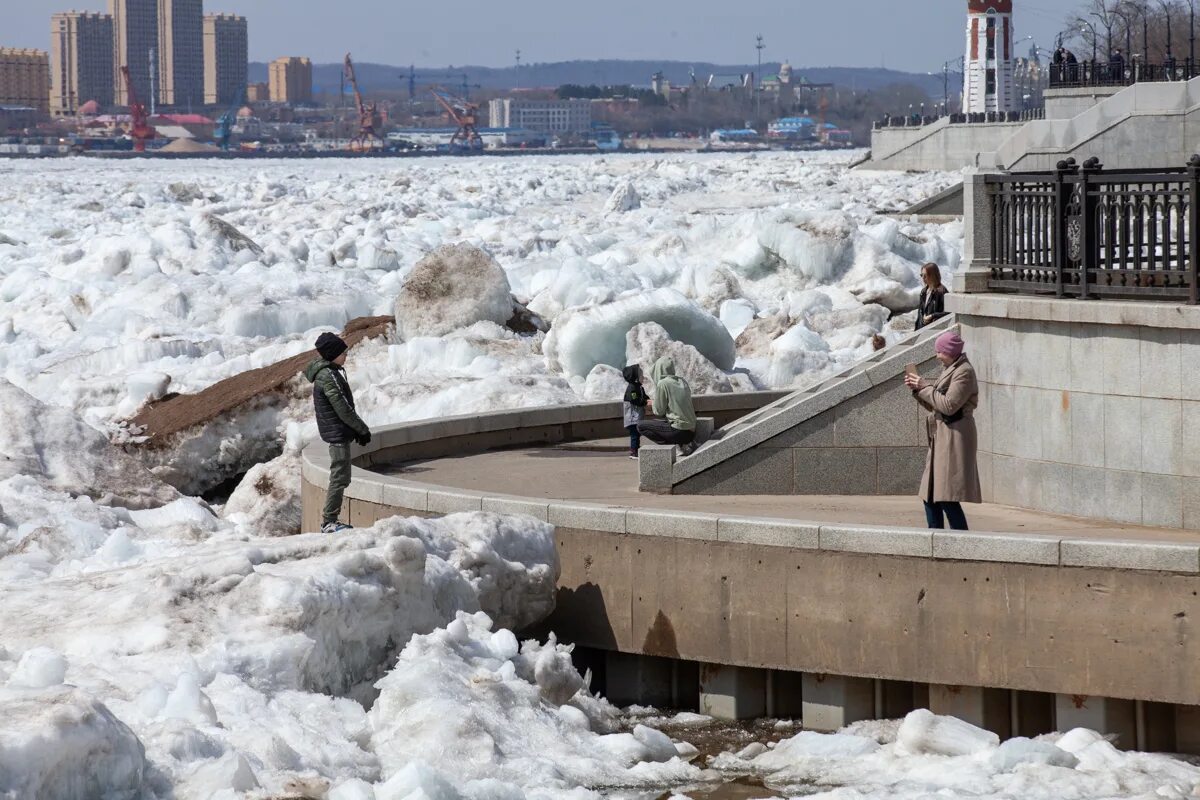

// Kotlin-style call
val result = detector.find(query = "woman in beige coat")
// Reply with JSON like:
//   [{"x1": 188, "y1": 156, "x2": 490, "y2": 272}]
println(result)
[{"x1": 903, "y1": 330, "x2": 981, "y2": 530}]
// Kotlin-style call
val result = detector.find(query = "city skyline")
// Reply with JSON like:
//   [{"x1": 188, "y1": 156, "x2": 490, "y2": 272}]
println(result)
[{"x1": 9, "y1": 0, "x2": 1084, "y2": 74}]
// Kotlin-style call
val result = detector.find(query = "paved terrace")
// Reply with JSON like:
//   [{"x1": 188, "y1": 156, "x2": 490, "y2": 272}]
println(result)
[{"x1": 378, "y1": 439, "x2": 1200, "y2": 543}]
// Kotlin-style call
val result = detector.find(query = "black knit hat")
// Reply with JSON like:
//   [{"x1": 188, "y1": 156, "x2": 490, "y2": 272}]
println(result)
[{"x1": 315, "y1": 332, "x2": 348, "y2": 362}]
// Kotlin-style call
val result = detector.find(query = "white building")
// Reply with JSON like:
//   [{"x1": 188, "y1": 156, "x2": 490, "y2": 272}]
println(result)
[
  {"x1": 963, "y1": 0, "x2": 1016, "y2": 113},
  {"x1": 488, "y1": 98, "x2": 591, "y2": 133}
]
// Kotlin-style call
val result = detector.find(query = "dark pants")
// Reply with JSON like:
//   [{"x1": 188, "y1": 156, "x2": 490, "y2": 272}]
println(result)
[
  {"x1": 924, "y1": 501, "x2": 968, "y2": 531},
  {"x1": 323, "y1": 443, "x2": 352, "y2": 526},
  {"x1": 626, "y1": 424, "x2": 640, "y2": 454},
  {"x1": 637, "y1": 418, "x2": 695, "y2": 446}
]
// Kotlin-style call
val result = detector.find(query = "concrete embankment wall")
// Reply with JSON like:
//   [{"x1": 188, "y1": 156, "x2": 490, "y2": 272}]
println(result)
[
  {"x1": 954, "y1": 293, "x2": 1200, "y2": 530},
  {"x1": 864, "y1": 121, "x2": 1020, "y2": 171}
]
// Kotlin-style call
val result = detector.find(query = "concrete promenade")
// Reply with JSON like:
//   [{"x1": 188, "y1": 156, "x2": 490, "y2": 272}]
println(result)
[{"x1": 381, "y1": 440, "x2": 1200, "y2": 543}]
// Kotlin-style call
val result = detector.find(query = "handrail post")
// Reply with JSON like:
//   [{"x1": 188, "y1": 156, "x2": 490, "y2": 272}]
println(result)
[
  {"x1": 1188, "y1": 154, "x2": 1200, "y2": 304},
  {"x1": 1053, "y1": 158, "x2": 1077, "y2": 297},
  {"x1": 1079, "y1": 157, "x2": 1103, "y2": 300}
]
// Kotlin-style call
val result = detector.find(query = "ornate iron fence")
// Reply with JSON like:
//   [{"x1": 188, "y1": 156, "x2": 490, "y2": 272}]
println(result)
[
  {"x1": 986, "y1": 156, "x2": 1200, "y2": 303},
  {"x1": 1048, "y1": 60, "x2": 1200, "y2": 88}
]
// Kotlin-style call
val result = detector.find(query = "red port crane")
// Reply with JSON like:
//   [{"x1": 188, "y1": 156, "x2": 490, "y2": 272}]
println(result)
[
  {"x1": 430, "y1": 87, "x2": 482, "y2": 151},
  {"x1": 120, "y1": 65, "x2": 157, "y2": 152},
  {"x1": 343, "y1": 53, "x2": 382, "y2": 151}
]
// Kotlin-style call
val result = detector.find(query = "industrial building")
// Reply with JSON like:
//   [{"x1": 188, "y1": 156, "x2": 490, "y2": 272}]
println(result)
[
  {"x1": 488, "y1": 97, "x2": 591, "y2": 133},
  {"x1": 50, "y1": 11, "x2": 114, "y2": 116},
  {"x1": 269, "y1": 56, "x2": 312, "y2": 105},
  {"x1": 202, "y1": 13, "x2": 247, "y2": 106},
  {"x1": 0, "y1": 48, "x2": 50, "y2": 113},
  {"x1": 156, "y1": 0, "x2": 203, "y2": 109},
  {"x1": 110, "y1": 0, "x2": 157, "y2": 107}
]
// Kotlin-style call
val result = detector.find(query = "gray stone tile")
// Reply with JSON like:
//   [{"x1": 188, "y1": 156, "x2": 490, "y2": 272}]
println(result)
[
  {"x1": 1069, "y1": 392, "x2": 1106, "y2": 468},
  {"x1": 1140, "y1": 327, "x2": 1182, "y2": 400},
  {"x1": 989, "y1": 382, "x2": 1016, "y2": 458},
  {"x1": 717, "y1": 516, "x2": 820, "y2": 548},
  {"x1": 765, "y1": 410, "x2": 835, "y2": 448},
  {"x1": 990, "y1": 317, "x2": 1019, "y2": 387},
  {"x1": 675, "y1": 447, "x2": 793, "y2": 495},
  {"x1": 793, "y1": 448, "x2": 878, "y2": 495},
  {"x1": 1105, "y1": 470, "x2": 1144, "y2": 525},
  {"x1": 819, "y1": 525, "x2": 933, "y2": 558},
  {"x1": 974, "y1": 380, "x2": 993, "y2": 455},
  {"x1": 426, "y1": 489, "x2": 486, "y2": 514},
  {"x1": 1040, "y1": 461, "x2": 1074, "y2": 516},
  {"x1": 1071, "y1": 465, "x2": 1107, "y2": 519},
  {"x1": 382, "y1": 482, "x2": 428, "y2": 512},
  {"x1": 1141, "y1": 474, "x2": 1183, "y2": 529},
  {"x1": 1069, "y1": 323, "x2": 1106, "y2": 394},
  {"x1": 1181, "y1": 477, "x2": 1200, "y2": 530},
  {"x1": 345, "y1": 472, "x2": 384, "y2": 503},
  {"x1": 876, "y1": 447, "x2": 927, "y2": 495},
  {"x1": 933, "y1": 531, "x2": 1061, "y2": 565},
  {"x1": 1103, "y1": 326, "x2": 1142, "y2": 397},
  {"x1": 978, "y1": 451, "x2": 994, "y2": 502},
  {"x1": 1010, "y1": 387, "x2": 1045, "y2": 461},
  {"x1": 1060, "y1": 539, "x2": 1200, "y2": 573},
  {"x1": 1040, "y1": 388, "x2": 1072, "y2": 464},
  {"x1": 1180, "y1": 401, "x2": 1200, "y2": 478},
  {"x1": 626, "y1": 509, "x2": 719, "y2": 540},
  {"x1": 548, "y1": 502, "x2": 627, "y2": 533},
  {"x1": 961, "y1": 317, "x2": 991, "y2": 384},
  {"x1": 834, "y1": 381, "x2": 921, "y2": 448},
  {"x1": 1103, "y1": 395, "x2": 1143, "y2": 472},
  {"x1": 1181, "y1": 329, "x2": 1200, "y2": 401},
  {"x1": 482, "y1": 495, "x2": 551, "y2": 521},
  {"x1": 1140, "y1": 398, "x2": 1182, "y2": 476},
  {"x1": 638, "y1": 445, "x2": 675, "y2": 493},
  {"x1": 990, "y1": 454, "x2": 1022, "y2": 507}
]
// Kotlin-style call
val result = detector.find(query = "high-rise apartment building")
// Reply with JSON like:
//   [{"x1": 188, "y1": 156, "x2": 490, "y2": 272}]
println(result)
[
  {"x1": 268, "y1": 56, "x2": 312, "y2": 104},
  {"x1": 157, "y1": 0, "x2": 203, "y2": 108},
  {"x1": 203, "y1": 13, "x2": 247, "y2": 107},
  {"x1": 50, "y1": 12, "x2": 115, "y2": 116},
  {"x1": 109, "y1": 0, "x2": 157, "y2": 107},
  {"x1": 0, "y1": 49, "x2": 50, "y2": 113},
  {"x1": 246, "y1": 81, "x2": 268, "y2": 102}
]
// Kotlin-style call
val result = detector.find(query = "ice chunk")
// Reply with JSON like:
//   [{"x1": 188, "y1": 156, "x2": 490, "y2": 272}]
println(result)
[
  {"x1": 394, "y1": 243, "x2": 513, "y2": 340},
  {"x1": 0, "y1": 686, "x2": 146, "y2": 799},
  {"x1": 626, "y1": 321, "x2": 732, "y2": 395},
  {"x1": 719, "y1": 298, "x2": 757, "y2": 339},
  {"x1": 604, "y1": 181, "x2": 641, "y2": 213},
  {"x1": 989, "y1": 736, "x2": 1079, "y2": 770},
  {"x1": 896, "y1": 708, "x2": 999, "y2": 756},
  {"x1": 581, "y1": 363, "x2": 627, "y2": 401},
  {"x1": 544, "y1": 288, "x2": 735, "y2": 379},
  {"x1": 223, "y1": 448, "x2": 302, "y2": 537},
  {"x1": 7, "y1": 647, "x2": 67, "y2": 688}
]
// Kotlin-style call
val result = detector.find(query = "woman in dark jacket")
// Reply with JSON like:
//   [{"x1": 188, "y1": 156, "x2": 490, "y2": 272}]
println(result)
[{"x1": 916, "y1": 262, "x2": 948, "y2": 330}]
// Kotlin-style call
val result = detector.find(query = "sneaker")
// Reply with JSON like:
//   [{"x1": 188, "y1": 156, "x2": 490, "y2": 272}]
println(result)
[
  {"x1": 629, "y1": 452, "x2": 639, "y2": 460},
  {"x1": 321, "y1": 522, "x2": 352, "y2": 533}
]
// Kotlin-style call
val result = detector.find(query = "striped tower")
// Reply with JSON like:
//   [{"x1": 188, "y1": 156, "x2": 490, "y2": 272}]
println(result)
[{"x1": 964, "y1": 0, "x2": 1016, "y2": 113}]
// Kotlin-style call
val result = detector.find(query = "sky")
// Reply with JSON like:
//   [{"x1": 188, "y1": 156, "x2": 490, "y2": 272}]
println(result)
[{"x1": 11, "y1": 0, "x2": 1085, "y2": 72}]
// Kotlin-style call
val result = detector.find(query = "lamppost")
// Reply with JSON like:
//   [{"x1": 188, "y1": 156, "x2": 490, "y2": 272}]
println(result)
[
  {"x1": 1129, "y1": 1, "x2": 1150, "y2": 65},
  {"x1": 1091, "y1": 10, "x2": 1114, "y2": 61},
  {"x1": 1158, "y1": 0, "x2": 1175, "y2": 62},
  {"x1": 1110, "y1": 6, "x2": 1134, "y2": 63},
  {"x1": 1081, "y1": 20, "x2": 1100, "y2": 63}
]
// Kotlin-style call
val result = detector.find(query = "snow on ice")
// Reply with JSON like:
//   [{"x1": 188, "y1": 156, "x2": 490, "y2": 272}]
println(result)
[{"x1": 7, "y1": 152, "x2": 1193, "y2": 799}]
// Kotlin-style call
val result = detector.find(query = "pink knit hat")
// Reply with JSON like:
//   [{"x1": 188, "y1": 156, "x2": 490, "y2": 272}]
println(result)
[{"x1": 935, "y1": 331, "x2": 965, "y2": 359}]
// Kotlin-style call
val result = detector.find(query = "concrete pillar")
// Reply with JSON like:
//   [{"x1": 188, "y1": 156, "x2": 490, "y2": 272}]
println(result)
[
  {"x1": 802, "y1": 673, "x2": 874, "y2": 732},
  {"x1": 1055, "y1": 695, "x2": 1136, "y2": 750},
  {"x1": 929, "y1": 684, "x2": 1012, "y2": 738},
  {"x1": 768, "y1": 670, "x2": 805, "y2": 718},
  {"x1": 604, "y1": 652, "x2": 674, "y2": 708},
  {"x1": 1176, "y1": 705, "x2": 1200, "y2": 755},
  {"x1": 700, "y1": 664, "x2": 766, "y2": 720},
  {"x1": 1139, "y1": 701, "x2": 1177, "y2": 753},
  {"x1": 955, "y1": 171, "x2": 993, "y2": 294},
  {"x1": 876, "y1": 680, "x2": 919, "y2": 719}
]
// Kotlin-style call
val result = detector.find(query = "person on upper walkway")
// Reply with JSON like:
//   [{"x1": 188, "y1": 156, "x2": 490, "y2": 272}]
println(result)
[
  {"x1": 304, "y1": 332, "x2": 372, "y2": 533},
  {"x1": 904, "y1": 330, "x2": 980, "y2": 531},
  {"x1": 916, "y1": 262, "x2": 948, "y2": 330},
  {"x1": 637, "y1": 356, "x2": 698, "y2": 457}
]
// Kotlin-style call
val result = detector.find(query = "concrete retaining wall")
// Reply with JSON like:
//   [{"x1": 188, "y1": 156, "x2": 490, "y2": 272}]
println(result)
[
  {"x1": 864, "y1": 120, "x2": 1020, "y2": 171},
  {"x1": 1044, "y1": 85, "x2": 1123, "y2": 120},
  {"x1": 953, "y1": 293, "x2": 1200, "y2": 529}
]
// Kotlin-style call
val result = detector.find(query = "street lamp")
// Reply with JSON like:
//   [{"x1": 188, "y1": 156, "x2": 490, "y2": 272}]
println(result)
[
  {"x1": 1128, "y1": 1, "x2": 1150, "y2": 65},
  {"x1": 1110, "y1": 7, "x2": 1134, "y2": 63},
  {"x1": 1158, "y1": 0, "x2": 1175, "y2": 61},
  {"x1": 755, "y1": 34, "x2": 764, "y2": 123},
  {"x1": 1091, "y1": 10, "x2": 1115, "y2": 61},
  {"x1": 1081, "y1": 20, "x2": 1100, "y2": 62}
]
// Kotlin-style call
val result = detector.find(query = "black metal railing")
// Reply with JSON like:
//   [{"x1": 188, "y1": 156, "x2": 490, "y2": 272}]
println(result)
[
  {"x1": 1048, "y1": 60, "x2": 1200, "y2": 88},
  {"x1": 873, "y1": 109, "x2": 1044, "y2": 130},
  {"x1": 987, "y1": 156, "x2": 1200, "y2": 303}
]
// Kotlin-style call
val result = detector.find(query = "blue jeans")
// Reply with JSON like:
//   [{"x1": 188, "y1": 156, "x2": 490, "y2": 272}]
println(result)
[
  {"x1": 924, "y1": 501, "x2": 969, "y2": 531},
  {"x1": 626, "y1": 424, "x2": 640, "y2": 454}
]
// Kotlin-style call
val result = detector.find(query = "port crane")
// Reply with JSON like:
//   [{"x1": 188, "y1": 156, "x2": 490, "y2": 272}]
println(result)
[
  {"x1": 343, "y1": 53, "x2": 383, "y2": 151},
  {"x1": 406, "y1": 66, "x2": 481, "y2": 104},
  {"x1": 214, "y1": 90, "x2": 246, "y2": 151},
  {"x1": 430, "y1": 87, "x2": 483, "y2": 150},
  {"x1": 119, "y1": 65, "x2": 157, "y2": 152}
]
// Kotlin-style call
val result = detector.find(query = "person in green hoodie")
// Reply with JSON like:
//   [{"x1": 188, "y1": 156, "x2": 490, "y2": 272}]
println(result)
[
  {"x1": 304, "y1": 332, "x2": 372, "y2": 533},
  {"x1": 636, "y1": 356, "x2": 699, "y2": 456}
]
